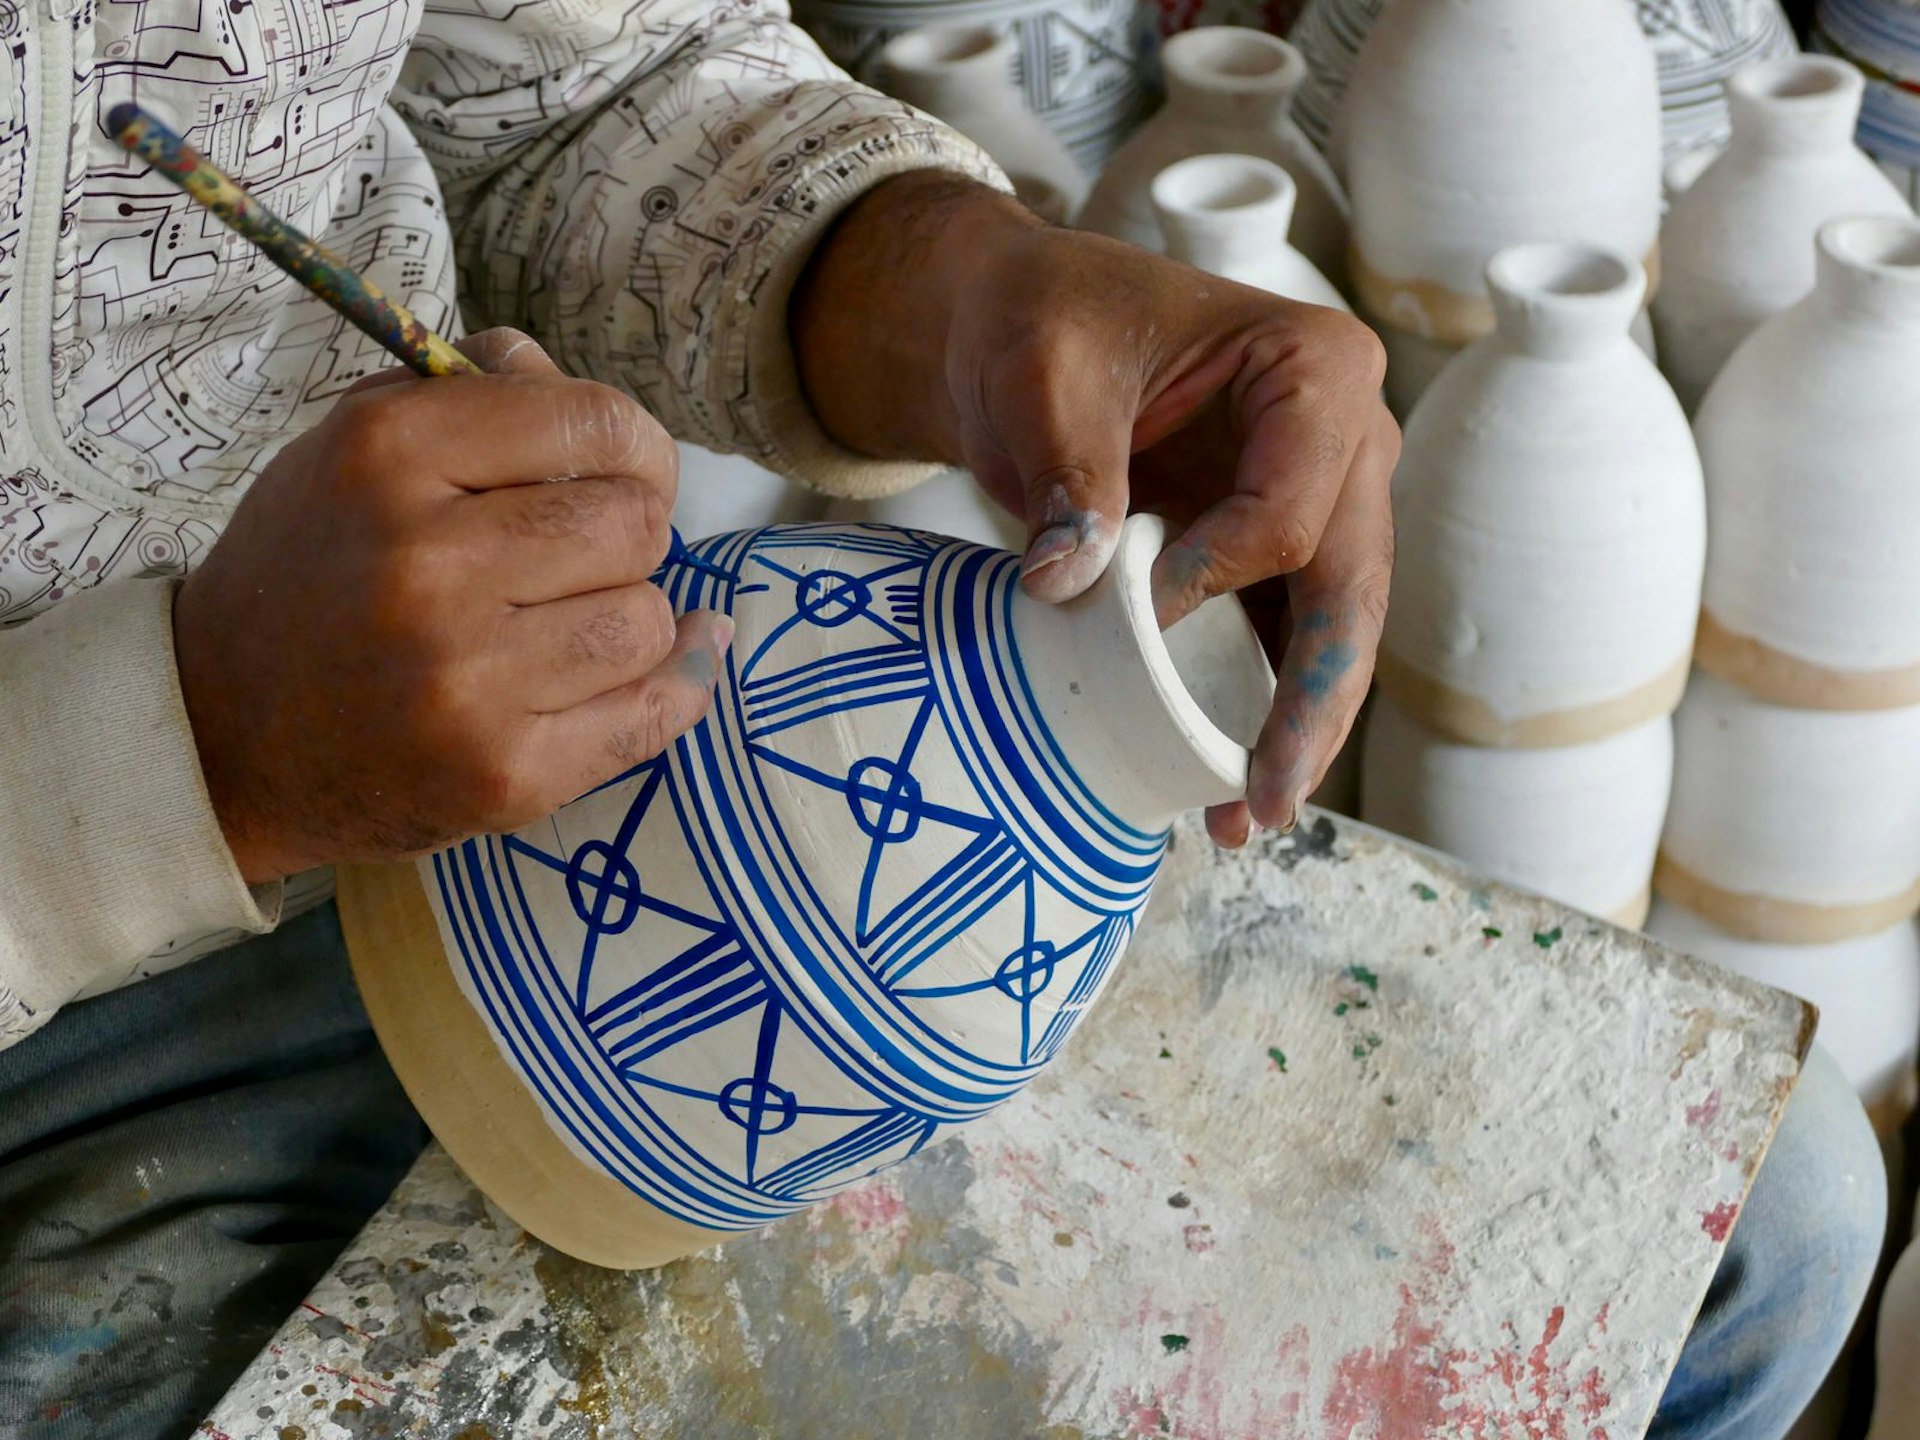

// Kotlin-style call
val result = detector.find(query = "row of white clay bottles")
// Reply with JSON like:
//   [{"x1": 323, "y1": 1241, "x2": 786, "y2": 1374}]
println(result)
[
  {"x1": 1656, "y1": 56, "x2": 1910, "y2": 412},
  {"x1": 1361, "y1": 242, "x2": 1706, "y2": 927},
  {"x1": 1338, "y1": 0, "x2": 1664, "y2": 415},
  {"x1": 1650, "y1": 215, "x2": 1920, "y2": 1146}
]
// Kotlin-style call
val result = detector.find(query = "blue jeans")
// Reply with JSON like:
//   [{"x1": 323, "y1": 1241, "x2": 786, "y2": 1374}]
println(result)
[{"x1": 0, "y1": 904, "x2": 1887, "y2": 1439}]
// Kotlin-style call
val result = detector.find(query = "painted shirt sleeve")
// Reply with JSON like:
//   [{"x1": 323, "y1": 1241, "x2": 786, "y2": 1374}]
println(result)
[
  {"x1": 0, "y1": 581, "x2": 279, "y2": 1052},
  {"x1": 391, "y1": 0, "x2": 1009, "y2": 499}
]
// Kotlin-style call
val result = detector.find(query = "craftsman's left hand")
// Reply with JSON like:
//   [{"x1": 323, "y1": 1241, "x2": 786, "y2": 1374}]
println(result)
[{"x1": 795, "y1": 173, "x2": 1398, "y2": 845}]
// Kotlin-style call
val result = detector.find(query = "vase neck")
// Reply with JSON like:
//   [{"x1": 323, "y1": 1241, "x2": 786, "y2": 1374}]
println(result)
[
  {"x1": 1486, "y1": 243, "x2": 1645, "y2": 361},
  {"x1": 1009, "y1": 514, "x2": 1272, "y2": 832},
  {"x1": 1151, "y1": 154, "x2": 1299, "y2": 275},
  {"x1": 1162, "y1": 27, "x2": 1306, "y2": 129},
  {"x1": 880, "y1": 25, "x2": 1015, "y2": 115},
  {"x1": 1725, "y1": 56, "x2": 1866, "y2": 159},
  {"x1": 1813, "y1": 216, "x2": 1920, "y2": 326}
]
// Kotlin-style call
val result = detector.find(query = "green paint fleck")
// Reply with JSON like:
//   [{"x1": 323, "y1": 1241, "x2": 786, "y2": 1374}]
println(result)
[
  {"x1": 1383, "y1": 1093, "x2": 1398, "y2": 1107},
  {"x1": 1161, "y1": 1334, "x2": 1190, "y2": 1355},
  {"x1": 1158, "y1": 1047, "x2": 1172, "y2": 1059},
  {"x1": 1534, "y1": 926, "x2": 1564, "y2": 949},
  {"x1": 1482, "y1": 926, "x2": 1503, "y2": 940},
  {"x1": 1411, "y1": 883, "x2": 1438, "y2": 902},
  {"x1": 1333, "y1": 1002, "x2": 1349, "y2": 1017},
  {"x1": 1351, "y1": 1033, "x2": 1383, "y2": 1062},
  {"x1": 1348, "y1": 964, "x2": 1380, "y2": 992},
  {"x1": 1267, "y1": 1046, "x2": 1289, "y2": 1073}
]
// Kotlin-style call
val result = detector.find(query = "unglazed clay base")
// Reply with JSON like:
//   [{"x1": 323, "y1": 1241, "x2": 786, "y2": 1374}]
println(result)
[
  {"x1": 338, "y1": 860, "x2": 728, "y2": 1270},
  {"x1": 1652, "y1": 852, "x2": 1920, "y2": 944},
  {"x1": 1375, "y1": 650, "x2": 1691, "y2": 750},
  {"x1": 1693, "y1": 607, "x2": 1920, "y2": 711}
]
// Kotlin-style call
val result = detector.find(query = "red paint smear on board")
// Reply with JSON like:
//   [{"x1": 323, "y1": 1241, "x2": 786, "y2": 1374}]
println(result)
[
  {"x1": 1184, "y1": 1223, "x2": 1216, "y2": 1255},
  {"x1": 1686, "y1": 1090, "x2": 1722, "y2": 1131},
  {"x1": 1701, "y1": 1202, "x2": 1740, "y2": 1242},
  {"x1": 824, "y1": 1179, "x2": 908, "y2": 1234}
]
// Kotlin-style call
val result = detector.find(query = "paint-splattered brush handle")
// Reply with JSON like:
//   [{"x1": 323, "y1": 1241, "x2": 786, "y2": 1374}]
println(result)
[{"x1": 106, "y1": 101, "x2": 479, "y2": 379}]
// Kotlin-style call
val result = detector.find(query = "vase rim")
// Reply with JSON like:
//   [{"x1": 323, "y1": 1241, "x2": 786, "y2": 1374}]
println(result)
[
  {"x1": 881, "y1": 23, "x2": 1010, "y2": 77},
  {"x1": 1163, "y1": 26, "x2": 1307, "y2": 98},
  {"x1": 1484, "y1": 242, "x2": 1646, "y2": 359},
  {"x1": 1150, "y1": 153, "x2": 1297, "y2": 222},
  {"x1": 1818, "y1": 214, "x2": 1920, "y2": 277},
  {"x1": 1727, "y1": 54, "x2": 1862, "y2": 108}
]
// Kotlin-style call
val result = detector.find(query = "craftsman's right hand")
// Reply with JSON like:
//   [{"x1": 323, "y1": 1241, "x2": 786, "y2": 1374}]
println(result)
[{"x1": 173, "y1": 328, "x2": 733, "y2": 886}]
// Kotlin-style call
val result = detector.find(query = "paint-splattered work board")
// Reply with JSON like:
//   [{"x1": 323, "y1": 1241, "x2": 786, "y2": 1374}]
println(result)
[{"x1": 204, "y1": 814, "x2": 1810, "y2": 1440}]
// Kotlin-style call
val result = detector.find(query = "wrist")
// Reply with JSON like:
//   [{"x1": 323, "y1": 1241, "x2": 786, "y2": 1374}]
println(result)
[{"x1": 792, "y1": 171, "x2": 1038, "y2": 463}]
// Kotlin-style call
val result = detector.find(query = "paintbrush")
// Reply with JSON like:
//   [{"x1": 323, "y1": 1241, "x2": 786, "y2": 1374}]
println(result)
[{"x1": 106, "y1": 100, "x2": 480, "y2": 379}]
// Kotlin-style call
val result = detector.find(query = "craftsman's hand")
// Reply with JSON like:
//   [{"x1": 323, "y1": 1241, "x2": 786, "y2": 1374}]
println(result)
[
  {"x1": 794, "y1": 174, "x2": 1398, "y2": 843},
  {"x1": 174, "y1": 329, "x2": 731, "y2": 885}
]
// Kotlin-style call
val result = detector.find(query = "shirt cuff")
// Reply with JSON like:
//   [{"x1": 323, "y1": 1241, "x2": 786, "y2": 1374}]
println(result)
[
  {"x1": 680, "y1": 89, "x2": 1013, "y2": 501},
  {"x1": 0, "y1": 578, "x2": 277, "y2": 1043}
]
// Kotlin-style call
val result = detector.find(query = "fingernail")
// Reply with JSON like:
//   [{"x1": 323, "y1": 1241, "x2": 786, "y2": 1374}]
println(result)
[
  {"x1": 711, "y1": 615, "x2": 736, "y2": 653},
  {"x1": 1247, "y1": 818, "x2": 1266, "y2": 839},
  {"x1": 1022, "y1": 521, "x2": 1081, "y2": 580}
]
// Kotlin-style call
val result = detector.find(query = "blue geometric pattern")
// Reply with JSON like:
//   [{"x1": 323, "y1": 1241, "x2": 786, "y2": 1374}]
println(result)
[{"x1": 429, "y1": 524, "x2": 1166, "y2": 1231}]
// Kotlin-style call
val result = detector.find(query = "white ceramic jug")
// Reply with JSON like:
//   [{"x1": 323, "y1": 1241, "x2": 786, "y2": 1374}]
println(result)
[
  {"x1": 1379, "y1": 243, "x2": 1704, "y2": 748},
  {"x1": 880, "y1": 25, "x2": 1087, "y2": 223},
  {"x1": 1149, "y1": 155, "x2": 1348, "y2": 311},
  {"x1": 1693, "y1": 216, "x2": 1920, "y2": 711},
  {"x1": 1339, "y1": 0, "x2": 1664, "y2": 413},
  {"x1": 1656, "y1": 57, "x2": 1911, "y2": 413},
  {"x1": 1077, "y1": 28, "x2": 1348, "y2": 282},
  {"x1": 1361, "y1": 697, "x2": 1671, "y2": 927}
]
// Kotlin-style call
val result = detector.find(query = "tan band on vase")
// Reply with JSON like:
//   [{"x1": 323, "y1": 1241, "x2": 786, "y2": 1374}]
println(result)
[
  {"x1": 338, "y1": 860, "x2": 729, "y2": 1271},
  {"x1": 1374, "y1": 649, "x2": 1689, "y2": 749},
  {"x1": 1351, "y1": 244, "x2": 1663, "y2": 349},
  {"x1": 1653, "y1": 851, "x2": 1920, "y2": 945},
  {"x1": 1606, "y1": 885, "x2": 1653, "y2": 932},
  {"x1": 1694, "y1": 607, "x2": 1920, "y2": 712}
]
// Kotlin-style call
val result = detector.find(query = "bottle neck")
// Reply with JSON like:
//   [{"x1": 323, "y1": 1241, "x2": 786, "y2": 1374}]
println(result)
[
  {"x1": 1162, "y1": 26, "x2": 1305, "y2": 130},
  {"x1": 881, "y1": 26, "x2": 1015, "y2": 116},
  {"x1": 1152, "y1": 155, "x2": 1299, "y2": 276},
  {"x1": 1486, "y1": 243, "x2": 1645, "y2": 362},
  {"x1": 1813, "y1": 216, "x2": 1920, "y2": 326},
  {"x1": 1009, "y1": 514, "x2": 1272, "y2": 833},
  {"x1": 1725, "y1": 56, "x2": 1866, "y2": 160}
]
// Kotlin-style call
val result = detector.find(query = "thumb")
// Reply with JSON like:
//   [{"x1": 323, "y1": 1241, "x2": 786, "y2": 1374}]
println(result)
[{"x1": 978, "y1": 368, "x2": 1135, "y2": 604}]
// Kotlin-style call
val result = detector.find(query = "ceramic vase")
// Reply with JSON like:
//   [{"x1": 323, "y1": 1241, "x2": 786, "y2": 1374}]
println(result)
[
  {"x1": 1076, "y1": 28, "x2": 1350, "y2": 283},
  {"x1": 879, "y1": 25, "x2": 1088, "y2": 223},
  {"x1": 1869, "y1": 1228, "x2": 1920, "y2": 1439},
  {"x1": 1378, "y1": 244, "x2": 1704, "y2": 749},
  {"x1": 1647, "y1": 900, "x2": 1920, "y2": 1135},
  {"x1": 1292, "y1": 0, "x2": 1799, "y2": 174},
  {"x1": 338, "y1": 515, "x2": 1274, "y2": 1267},
  {"x1": 1656, "y1": 671, "x2": 1920, "y2": 943},
  {"x1": 794, "y1": 0, "x2": 1144, "y2": 171},
  {"x1": 1656, "y1": 57, "x2": 1911, "y2": 413},
  {"x1": 1339, "y1": 0, "x2": 1665, "y2": 415},
  {"x1": 1691, "y1": 216, "x2": 1920, "y2": 710},
  {"x1": 1148, "y1": 154, "x2": 1348, "y2": 309},
  {"x1": 825, "y1": 469, "x2": 1027, "y2": 551},
  {"x1": 1815, "y1": 0, "x2": 1920, "y2": 206},
  {"x1": 1360, "y1": 698, "x2": 1671, "y2": 926},
  {"x1": 673, "y1": 446, "x2": 825, "y2": 542}
]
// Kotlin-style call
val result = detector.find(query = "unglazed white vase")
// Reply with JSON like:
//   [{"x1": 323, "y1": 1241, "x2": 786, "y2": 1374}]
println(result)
[
  {"x1": 1646, "y1": 899, "x2": 1920, "y2": 1131},
  {"x1": 880, "y1": 25, "x2": 1087, "y2": 223},
  {"x1": 338, "y1": 514, "x2": 1276, "y2": 1267},
  {"x1": 1293, "y1": 0, "x2": 1798, "y2": 173},
  {"x1": 1692, "y1": 216, "x2": 1920, "y2": 711},
  {"x1": 1340, "y1": 0, "x2": 1664, "y2": 414},
  {"x1": 825, "y1": 469, "x2": 1026, "y2": 551},
  {"x1": 797, "y1": 0, "x2": 1144, "y2": 171},
  {"x1": 673, "y1": 445, "x2": 825, "y2": 542},
  {"x1": 1656, "y1": 57, "x2": 1911, "y2": 414},
  {"x1": 1076, "y1": 28, "x2": 1349, "y2": 283},
  {"x1": 1657, "y1": 671, "x2": 1920, "y2": 944},
  {"x1": 1816, "y1": 0, "x2": 1920, "y2": 207},
  {"x1": 1378, "y1": 244, "x2": 1704, "y2": 749},
  {"x1": 1149, "y1": 154, "x2": 1348, "y2": 310},
  {"x1": 1360, "y1": 697, "x2": 1671, "y2": 926},
  {"x1": 1870, "y1": 1227, "x2": 1920, "y2": 1439}
]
